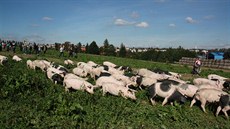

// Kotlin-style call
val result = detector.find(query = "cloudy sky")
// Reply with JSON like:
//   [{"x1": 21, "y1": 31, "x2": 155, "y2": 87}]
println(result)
[{"x1": 0, "y1": 0, "x2": 229, "y2": 48}]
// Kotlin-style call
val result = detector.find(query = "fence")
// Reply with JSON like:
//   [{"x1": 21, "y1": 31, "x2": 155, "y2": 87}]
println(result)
[{"x1": 178, "y1": 57, "x2": 230, "y2": 69}]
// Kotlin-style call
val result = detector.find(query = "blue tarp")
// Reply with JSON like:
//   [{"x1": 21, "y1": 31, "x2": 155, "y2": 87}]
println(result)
[{"x1": 209, "y1": 52, "x2": 224, "y2": 60}]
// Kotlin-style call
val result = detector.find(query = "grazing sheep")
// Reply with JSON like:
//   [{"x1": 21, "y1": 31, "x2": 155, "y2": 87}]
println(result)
[
  {"x1": 12, "y1": 55, "x2": 22, "y2": 62},
  {"x1": 64, "y1": 59, "x2": 74, "y2": 65},
  {"x1": 0, "y1": 55, "x2": 8, "y2": 65},
  {"x1": 190, "y1": 88, "x2": 228, "y2": 113}
]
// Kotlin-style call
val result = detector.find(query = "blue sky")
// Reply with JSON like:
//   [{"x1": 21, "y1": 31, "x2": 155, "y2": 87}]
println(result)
[{"x1": 0, "y1": 0, "x2": 229, "y2": 49}]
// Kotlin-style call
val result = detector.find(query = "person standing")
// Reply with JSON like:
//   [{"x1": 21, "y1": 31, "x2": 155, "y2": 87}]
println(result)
[
  {"x1": 192, "y1": 58, "x2": 201, "y2": 75},
  {"x1": 68, "y1": 47, "x2": 73, "y2": 57},
  {"x1": 19, "y1": 42, "x2": 23, "y2": 52},
  {"x1": 37, "y1": 45, "x2": 41, "y2": 55},
  {"x1": 29, "y1": 44, "x2": 33, "y2": 54},
  {"x1": 12, "y1": 41, "x2": 16, "y2": 53},
  {"x1": 3, "y1": 42, "x2": 6, "y2": 49},
  {"x1": 6, "y1": 42, "x2": 10, "y2": 51},
  {"x1": 0, "y1": 41, "x2": 2, "y2": 51},
  {"x1": 59, "y1": 45, "x2": 64, "y2": 57},
  {"x1": 43, "y1": 45, "x2": 47, "y2": 54}
]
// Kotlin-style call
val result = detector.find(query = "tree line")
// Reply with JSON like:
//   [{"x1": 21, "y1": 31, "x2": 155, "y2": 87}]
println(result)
[
  {"x1": 54, "y1": 39, "x2": 198, "y2": 63},
  {"x1": 40, "y1": 39, "x2": 230, "y2": 63},
  {"x1": 54, "y1": 39, "x2": 127, "y2": 58},
  {"x1": 2, "y1": 38, "x2": 229, "y2": 63}
]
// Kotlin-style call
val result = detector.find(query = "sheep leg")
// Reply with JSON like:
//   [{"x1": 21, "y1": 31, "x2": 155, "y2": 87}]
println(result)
[
  {"x1": 190, "y1": 99, "x2": 196, "y2": 108},
  {"x1": 222, "y1": 106, "x2": 230, "y2": 119},
  {"x1": 200, "y1": 99, "x2": 207, "y2": 113},
  {"x1": 215, "y1": 106, "x2": 222, "y2": 117},
  {"x1": 162, "y1": 97, "x2": 169, "y2": 106}
]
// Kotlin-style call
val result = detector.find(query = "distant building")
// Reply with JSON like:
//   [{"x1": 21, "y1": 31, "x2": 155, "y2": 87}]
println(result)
[
  {"x1": 115, "y1": 47, "x2": 120, "y2": 53},
  {"x1": 128, "y1": 48, "x2": 149, "y2": 53},
  {"x1": 208, "y1": 52, "x2": 224, "y2": 60},
  {"x1": 129, "y1": 48, "x2": 137, "y2": 53},
  {"x1": 156, "y1": 49, "x2": 166, "y2": 52}
]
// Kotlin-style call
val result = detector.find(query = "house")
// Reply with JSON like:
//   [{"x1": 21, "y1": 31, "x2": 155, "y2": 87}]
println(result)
[
  {"x1": 115, "y1": 47, "x2": 120, "y2": 53},
  {"x1": 208, "y1": 52, "x2": 224, "y2": 60}
]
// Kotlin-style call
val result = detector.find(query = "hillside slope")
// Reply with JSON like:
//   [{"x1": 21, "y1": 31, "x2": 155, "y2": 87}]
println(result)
[{"x1": 0, "y1": 50, "x2": 230, "y2": 128}]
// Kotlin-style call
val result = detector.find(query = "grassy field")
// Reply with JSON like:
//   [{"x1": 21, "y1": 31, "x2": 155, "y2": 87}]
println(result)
[{"x1": 0, "y1": 49, "x2": 230, "y2": 128}]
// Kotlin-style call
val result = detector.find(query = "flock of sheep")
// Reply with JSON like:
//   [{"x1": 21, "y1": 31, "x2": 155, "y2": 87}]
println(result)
[{"x1": 0, "y1": 54, "x2": 230, "y2": 119}]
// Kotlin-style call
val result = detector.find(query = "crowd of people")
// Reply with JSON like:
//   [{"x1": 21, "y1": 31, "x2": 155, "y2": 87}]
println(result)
[
  {"x1": 58, "y1": 45, "x2": 76, "y2": 58},
  {"x1": 0, "y1": 39, "x2": 48, "y2": 55},
  {"x1": 19, "y1": 42, "x2": 48, "y2": 55},
  {"x1": 0, "y1": 40, "x2": 17, "y2": 53},
  {"x1": 0, "y1": 39, "x2": 77, "y2": 58}
]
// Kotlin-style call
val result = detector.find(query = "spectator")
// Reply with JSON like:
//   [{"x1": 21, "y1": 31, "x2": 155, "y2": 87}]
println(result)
[
  {"x1": 19, "y1": 42, "x2": 23, "y2": 52},
  {"x1": 68, "y1": 47, "x2": 73, "y2": 57},
  {"x1": 37, "y1": 46, "x2": 41, "y2": 55},
  {"x1": 59, "y1": 45, "x2": 64, "y2": 57},
  {"x1": 33, "y1": 43, "x2": 36, "y2": 53},
  {"x1": 29, "y1": 44, "x2": 33, "y2": 54},
  {"x1": 6, "y1": 42, "x2": 10, "y2": 51},
  {"x1": 12, "y1": 41, "x2": 16, "y2": 53},
  {"x1": 43, "y1": 45, "x2": 47, "y2": 54},
  {"x1": 3, "y1": 42, "x2": 6, "y2": 49},
  {"x1": 73, "y1": 46, "x2": 78, "y2": 58},
  {"x1": 23, "y1": 44, "x2": 26, "y2": 54},
  {"x1": 192, "y1": 58, "x2": 201, "y2": 75}
]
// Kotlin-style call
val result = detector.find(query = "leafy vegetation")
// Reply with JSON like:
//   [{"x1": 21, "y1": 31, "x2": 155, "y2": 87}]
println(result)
[
  {"x1": 54, "y1": 39, "x2": 198, "y2": 63},
  {"x1": 0, "y1": 50, "x2": 230, "y2": 128}
]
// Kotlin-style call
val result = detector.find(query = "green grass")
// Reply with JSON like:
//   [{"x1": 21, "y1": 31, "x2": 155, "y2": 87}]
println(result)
[{"x1": 0, "y1": 49, "x2": 230, "y2": 128}]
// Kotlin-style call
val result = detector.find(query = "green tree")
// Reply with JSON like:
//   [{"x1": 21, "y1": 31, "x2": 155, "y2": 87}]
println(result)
[
  {"x1": 104, "y1": 39, "x2": 109, "y2": 48},
  {"x1": 99, "y1": 46, "x2": 104, "y2": 55},
  {"x1": 119, "y1": 43, "x2": 126, "y2": 57},
  {"x1": 88, "y1": 41, "x2": 100, "y2": 55},
  {"x1": 107, "y1": 44, "x2": 116, "y2": 56},
  {"x1": 85, "y1": 43, "x2": 89, "y2": 53},
  {"x1": 138, "y1": 46, "x2": 197, "y2": 63},
  {"x1": 102, "y1": 39, "x2": 110, "y2": 55}
]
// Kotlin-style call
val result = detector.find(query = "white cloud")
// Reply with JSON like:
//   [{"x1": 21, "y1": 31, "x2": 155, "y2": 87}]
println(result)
[
  {"x1": 114, "y1": 18, "x2": 149, "y2": 28},
  {"x1": 131, "y1": 11, "x2": 139, "y2": 18},
  {"x1": 136, "y1": 22, "x2": 149, "y2": 28},
  {"x1": 114, "y1": 19, "x2": 134, "y2": 26},
  {"x1": 204, "y1": 15, "x2": 215, "y2": 20},
  {"x1": 185, "y1": 17, "x2": 197, "y2": 24},
  {"x1": 42, "y1": 16, "x2": 53, "y2": 21},
  {"x1": 169, "y1": 23, "x2": 176, "y2": 27}
]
